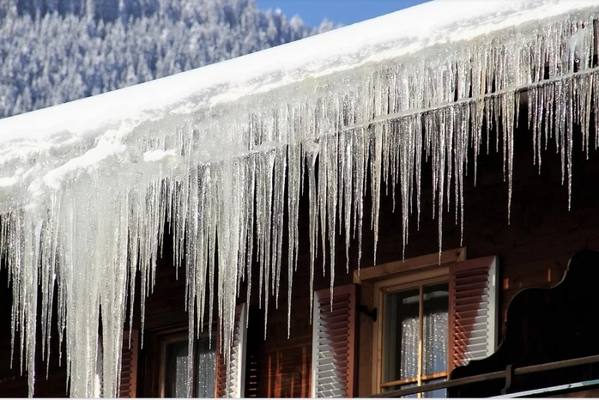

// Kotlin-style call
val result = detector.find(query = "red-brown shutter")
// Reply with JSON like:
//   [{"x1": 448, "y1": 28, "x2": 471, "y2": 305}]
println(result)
[
  {"x1": 255, "y1": 343, "x2": 312, "y2": 397},
  {"x1": 449, "y1": 256, "x2": 499, "y2": 370},
  {"x1": 243, "y1": 316, "x2": 312, "y2": 398},
  {"x1": 244, "y1": 346, "x2": 260, "y2": 397},
  {"x1": 311, "y1": 284, "x2": 356, "y2": 398},
  {"x1": 216, "y1": 303, "x2": 248, "y2": 398},
  {"x1": 119, "y1": 329, "x2": 139, "y2": 398}
]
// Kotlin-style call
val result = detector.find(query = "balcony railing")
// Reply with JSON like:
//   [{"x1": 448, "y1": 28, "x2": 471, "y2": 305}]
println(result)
[{"x1": 370, "y1": 354, "x2": 599, "y2": 398}]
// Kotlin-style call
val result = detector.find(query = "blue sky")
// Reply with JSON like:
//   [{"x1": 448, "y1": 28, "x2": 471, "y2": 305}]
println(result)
[{"x1": 255, "y1": 0, "x2": 429, "y2": 26}]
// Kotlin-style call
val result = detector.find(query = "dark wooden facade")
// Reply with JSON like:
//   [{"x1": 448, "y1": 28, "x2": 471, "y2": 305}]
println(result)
[
  {"x1": 2, "y1": 108, "x2": 599, "y2": 397},
  {"x1": 448, "y1": 249, "x2": 599, "y2": 397}
]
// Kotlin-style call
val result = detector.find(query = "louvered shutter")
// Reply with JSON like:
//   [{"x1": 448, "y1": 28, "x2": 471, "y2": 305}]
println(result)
[
  {"x1": 119, "y1": 329, "x2": 139, "y2": 398},
  {"x1": 311, "y1": 284, "x2": 356, "y2": 398},
  {"x1": 244, "y1": 347, "x2": 260, "y2": 397},
  {"x1": 216, "y1": 303, "x2": 248, "y2": 398},
  {"x1": 449, "y1": 256, "x2": 499, "y2": 370},
  {"x1": 243, "y1": 318, "x2": 312, "y2": 398}
]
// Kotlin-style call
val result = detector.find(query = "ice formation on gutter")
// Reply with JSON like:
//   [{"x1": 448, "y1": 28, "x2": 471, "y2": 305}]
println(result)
[{"x1": 0, "y1": 0, "x2": 598, "y2": 397}]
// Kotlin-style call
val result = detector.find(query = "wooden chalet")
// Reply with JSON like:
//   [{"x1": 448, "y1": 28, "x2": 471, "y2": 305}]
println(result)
[{"x1": 1, "y1": 0, "x2": 599, "y2": 398}]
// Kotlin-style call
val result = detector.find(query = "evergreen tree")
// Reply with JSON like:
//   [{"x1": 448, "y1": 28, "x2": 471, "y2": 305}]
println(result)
[{"x1": 0, "y1": 0, "x2": 333, "y2": 118}]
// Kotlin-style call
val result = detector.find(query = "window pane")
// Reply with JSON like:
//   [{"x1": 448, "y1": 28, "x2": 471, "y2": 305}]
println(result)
[
  {"x1": 165, "y1": 340, "x2": 189, "y2": 397},
  {"x1": 383, "y1": 288, "x2": 420, "y2": 383},
  {"x1": 196, "y1": 336, "x2": 216, "y2": 398},
  {"x1": 423, "y1": 283, "x2": 448, "y2": 376}
]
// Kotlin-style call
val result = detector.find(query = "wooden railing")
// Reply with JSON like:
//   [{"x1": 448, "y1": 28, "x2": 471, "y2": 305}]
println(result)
[{"x1": 370, "y1": 354, "x2": 599, "y2": 398}]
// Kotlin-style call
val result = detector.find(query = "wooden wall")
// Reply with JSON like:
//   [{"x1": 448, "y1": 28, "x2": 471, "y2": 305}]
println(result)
[
  {"x1": 0, "y1": 268, "x2": 68, "y2": 397},
  {"x1": 243, "y1": 117, "x2": 599, "y2": 396},
  {"x1": 1, "y1": 114, "x2": 599, "y2": 397}
]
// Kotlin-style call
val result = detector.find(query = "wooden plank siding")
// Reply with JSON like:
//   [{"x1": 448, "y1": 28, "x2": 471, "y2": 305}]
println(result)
[{"x1": 1, "y1": 115, "x2": 599, "y2": 396}]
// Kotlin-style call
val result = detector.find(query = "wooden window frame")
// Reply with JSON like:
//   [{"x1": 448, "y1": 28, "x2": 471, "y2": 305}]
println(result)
[
  {"x1": 377, "y1": 280, "x2": 449, "y2": 394},
  {"x1": 140, "y1": 304, "x2": 247, "y2": 398},
  {"x1": 147, "y1": 327, "x2": 218, "y2": 398},
  {"x1": 158, "y1": 332, "x2": 189, "y2": 397},
  {"x1": 354, "y1": 247, "x2": 466, "y2": 396}
]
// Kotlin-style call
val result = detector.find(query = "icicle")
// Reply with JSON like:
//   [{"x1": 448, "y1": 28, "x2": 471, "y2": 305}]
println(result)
[
  {"x1": 370, "y1": 123, "x2": 383, "y2": 265},
  {"x1": 286, "y1": 139, "x2": 301, "y2": 337},
  {"x1": 306, "y1": 143, "x2": 319, "y2": 321}
]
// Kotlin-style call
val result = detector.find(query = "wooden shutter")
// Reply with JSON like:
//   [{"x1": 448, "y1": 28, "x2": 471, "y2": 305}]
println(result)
[
  {"x1": 254, "y1": 343, "x2": 312, "y2": 397},
  {"x1": 216, "y1": 303, "x2": 248, "y2": 398},
  {"x1": 311, "y1": 284, "x2": 356, "y2": 398},
  {"x1": 119, "y1": 329, "x2": 139, "y2": 398},
  {"x1": 449, "y1": 256, "x2": 499, "y2": 370},
  {"x1": 243, "y1": 307, "x2": 312, "y2": 398},
  {"x1": 244, "y1": 346, "x2": 260, "y2": 397}
]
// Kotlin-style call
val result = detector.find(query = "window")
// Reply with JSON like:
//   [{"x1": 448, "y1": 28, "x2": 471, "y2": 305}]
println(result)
[
  {"x1": 355, "y1": 248, "x2": 499, "y2": 397},
  {"x1": 381, "y1": 283, "x2": 449, "y2": 397},
  {"x1": 159, "y1": 334, "x2": 217, "y2": 397},
  {"x1": 144, "y1": 303, "x2": 247, "y2": 398}
]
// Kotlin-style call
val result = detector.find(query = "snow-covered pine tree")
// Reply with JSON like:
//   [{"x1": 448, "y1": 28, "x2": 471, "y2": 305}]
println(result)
[{"x1": 0, "y1": 0, "x2": 333, "y2": 118}]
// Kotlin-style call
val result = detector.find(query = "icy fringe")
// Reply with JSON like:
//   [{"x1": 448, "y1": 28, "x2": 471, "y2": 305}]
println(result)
[{"x1": 1, "y1": 10, "x2": 598, "y2": 398}]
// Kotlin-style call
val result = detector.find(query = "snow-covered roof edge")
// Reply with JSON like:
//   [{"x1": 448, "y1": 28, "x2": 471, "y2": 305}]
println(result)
[{"x1": 0, "y1": 0, "x2": 596, "y2": 141}]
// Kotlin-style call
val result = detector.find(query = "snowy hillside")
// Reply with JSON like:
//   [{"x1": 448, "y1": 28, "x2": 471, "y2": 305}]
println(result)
[{"x1": 0, "y1": 0, "x2": 333, "y2": 118}]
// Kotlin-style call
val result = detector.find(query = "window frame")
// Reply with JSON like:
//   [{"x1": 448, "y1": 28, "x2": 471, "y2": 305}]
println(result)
[
  {"x1": 158, "y1": 331, "x2": 189, "y2": 398},
  {"x1": 354, "y1": 247, "x2": 466, "y2": 396},
  {"x1": 377, "y1": 278, "x2": 450, "y2": 393},
  {"x1": 156, "y1": 330, "x2": 218, "y2": 398},
  {"x1": 138, "y1": 325, "x2": 219, "y2": 398}
]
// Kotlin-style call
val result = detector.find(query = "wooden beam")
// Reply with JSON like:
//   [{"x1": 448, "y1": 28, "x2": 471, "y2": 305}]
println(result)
[{"x1": 353, "y1": 247, "x2": 466, "y2": 284}]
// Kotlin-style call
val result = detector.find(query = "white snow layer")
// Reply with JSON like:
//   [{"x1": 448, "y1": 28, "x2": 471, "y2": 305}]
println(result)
[{"x1": 0, "y1": 0, "x2": 598, "y2": 396}]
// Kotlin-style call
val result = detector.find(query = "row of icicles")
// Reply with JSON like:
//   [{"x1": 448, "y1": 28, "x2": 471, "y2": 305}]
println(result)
[{"x1": 0, "y1": 10, "x2": 598, "y2": 397}]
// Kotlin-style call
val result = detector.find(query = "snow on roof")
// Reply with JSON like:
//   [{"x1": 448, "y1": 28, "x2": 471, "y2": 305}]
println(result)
[
  {"x1": 1, "y1": 1, "x2": 599, "y2": 397},
  {"x1": 0, "y1": 0, "x2": 596, "y2": 208},
  {"x1": 0, "y1": 1, "x2": 595, "y2": 140}
]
